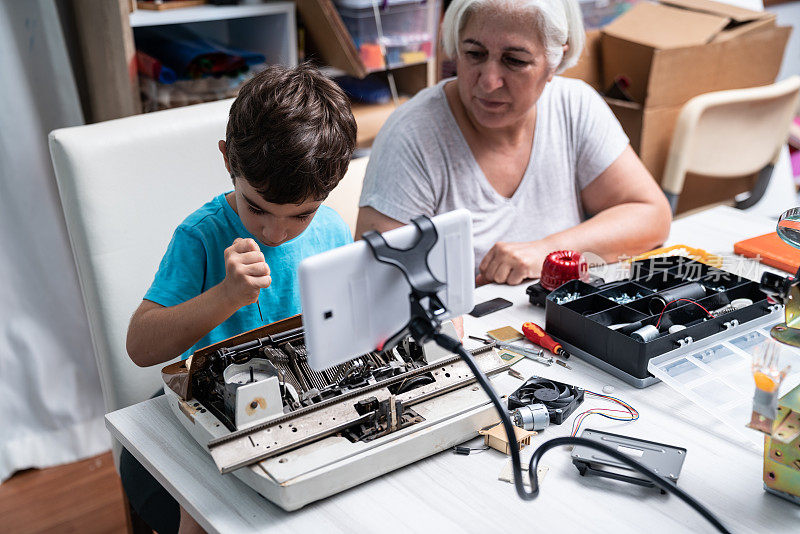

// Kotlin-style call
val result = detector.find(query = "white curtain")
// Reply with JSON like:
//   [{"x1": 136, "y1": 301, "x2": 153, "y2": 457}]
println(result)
[{"x1": 0, "y1": 0, "x2": 107, "y2": 483}]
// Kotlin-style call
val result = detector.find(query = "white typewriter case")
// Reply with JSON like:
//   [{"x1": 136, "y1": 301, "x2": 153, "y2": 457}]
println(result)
[{"x1": 162, "y1": 323, "x2": 515, "y2": 511}]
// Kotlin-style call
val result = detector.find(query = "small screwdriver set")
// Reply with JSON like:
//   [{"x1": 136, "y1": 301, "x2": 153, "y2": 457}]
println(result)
[{"x1": 543, "y1": 256, "x2": 782, "y2": 387}]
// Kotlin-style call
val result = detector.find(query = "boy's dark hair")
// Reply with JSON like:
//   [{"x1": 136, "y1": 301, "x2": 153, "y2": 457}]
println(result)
[{"x1": 225, "y1": 63, "x2": 357, "y2": 204}]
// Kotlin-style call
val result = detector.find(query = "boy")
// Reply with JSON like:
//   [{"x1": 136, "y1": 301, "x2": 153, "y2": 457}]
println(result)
[
  {"x1": 122, "y1": 63, "x2": 357, "y2": 534},
  {"x1": 126, "y1": 63, "x2": 356, "y2": 367}
]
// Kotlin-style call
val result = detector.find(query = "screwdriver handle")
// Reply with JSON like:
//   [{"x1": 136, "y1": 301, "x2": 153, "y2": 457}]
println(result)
[{"x1": 522, "y1": 322, "x2": 562, "y2": 355}]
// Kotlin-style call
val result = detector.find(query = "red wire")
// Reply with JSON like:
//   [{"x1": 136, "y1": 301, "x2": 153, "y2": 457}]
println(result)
[{"x1": 654, "y1": 298, "x2": 712, "y2": 329}]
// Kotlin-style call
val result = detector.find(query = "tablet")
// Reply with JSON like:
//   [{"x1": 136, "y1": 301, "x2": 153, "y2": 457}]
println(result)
[{"x1": 299, "y1": 209, "x2": 474, "y2": 369}]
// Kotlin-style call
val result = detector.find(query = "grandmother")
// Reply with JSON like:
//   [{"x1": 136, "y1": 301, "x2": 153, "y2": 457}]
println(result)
[{"x1": 356, "y1": 0, "x2": 671, "y2": 285}]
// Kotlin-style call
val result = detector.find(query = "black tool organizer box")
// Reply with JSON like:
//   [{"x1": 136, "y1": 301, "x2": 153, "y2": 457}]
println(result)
[{"x1": 543, "y1": 257, "x2": 778, "y2": 386}]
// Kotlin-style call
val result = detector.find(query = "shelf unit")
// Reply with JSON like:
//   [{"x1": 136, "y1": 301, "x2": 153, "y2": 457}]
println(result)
[
  {"x1": 131, "y1": 1, "x2": 297, "y2": 107},
  {"x1": 297, "y1": 0, "x2": 437, "y2": 82},
  {"x1": 70, "y1": 0, "x2": 440, "y2": 146},
  {"x1": 71, "y1": 0, "x2": 296, "y2": 122},
  {"x1": 129, "y1": 3, "x2": 295, "y2": 26},
  {"x1": 299, "y1": 0, "x2": 440, "y2": 146}
]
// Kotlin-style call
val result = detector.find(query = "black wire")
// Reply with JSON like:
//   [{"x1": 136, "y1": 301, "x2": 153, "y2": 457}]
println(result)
[
  {"x1": 454, "y1": 445, "x2": 490, "y2": 454},
  {"x1": 433, "y1": 332, "x2": 731, "y2": 534}
]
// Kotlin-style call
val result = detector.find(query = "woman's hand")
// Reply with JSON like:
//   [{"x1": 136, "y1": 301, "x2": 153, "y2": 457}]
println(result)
[{"x1": 478, "y1": 240, "x2": 550, "y2": 285}]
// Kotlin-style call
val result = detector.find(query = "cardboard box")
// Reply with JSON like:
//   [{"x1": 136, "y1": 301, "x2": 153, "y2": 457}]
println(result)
[
  {"x1": 602, "y1": 0, "x2": 789, "y2": 107},
  {"x1": 564, "y1": 0, "x2": 789, "y2": 212},
  {"x1": 563, "y1": 29, "x2": 603, "y2": 91}
]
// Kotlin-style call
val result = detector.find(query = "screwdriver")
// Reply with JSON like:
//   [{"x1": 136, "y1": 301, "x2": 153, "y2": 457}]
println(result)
[
  {"x1": 467, "y1": 336, "x2": 553, "y2": 366},
  {"x1": 522, "y1": 322, "x2": 570, "y2": 360}
]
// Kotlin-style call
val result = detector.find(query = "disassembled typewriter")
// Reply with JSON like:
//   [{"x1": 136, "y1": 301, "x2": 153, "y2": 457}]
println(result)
[{"x1": 162, "y1": 315, "x2": 512, "y2": 510}]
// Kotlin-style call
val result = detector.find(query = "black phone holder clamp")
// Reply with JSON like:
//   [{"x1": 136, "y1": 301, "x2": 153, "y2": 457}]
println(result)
[{"x1": 362, "y1": 215, "x2": 449, "y2": 349}]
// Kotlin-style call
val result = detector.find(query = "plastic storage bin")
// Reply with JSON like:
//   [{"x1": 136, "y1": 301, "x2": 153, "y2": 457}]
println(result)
[
  {"x1": 544, "y1": 257, "x2": 780, "y2": 386},
  {"x1": 579, "y1": 0, "x2": 638, "y2": 29},
  {"x1": 334, "y1": 0, "x2": 439, "y2": 71},
  {"x1": 648, "y1": 321, "x2": 800, "y2": 451}
]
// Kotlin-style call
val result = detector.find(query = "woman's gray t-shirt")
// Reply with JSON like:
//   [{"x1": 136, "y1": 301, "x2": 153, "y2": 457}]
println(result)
[{"x1": 359, "y1": 76, "x2": 630, "y2": 270}]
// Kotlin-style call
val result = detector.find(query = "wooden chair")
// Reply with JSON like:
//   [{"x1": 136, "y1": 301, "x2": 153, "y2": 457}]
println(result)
[{"x1": 662, "y1": 76, "x2": 800, "y2": 214}]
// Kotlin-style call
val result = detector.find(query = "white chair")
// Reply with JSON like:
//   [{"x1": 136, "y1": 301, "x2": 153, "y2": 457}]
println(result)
[
  {"x1": 661, "y1": 75, "x2": 800, "y2": 214},
  {"x1": 49, "y1": 100, "x2": 368, "y2": 424},
  {"x1": 325, "y1": 155, "x2": 368, "y2": 236}
]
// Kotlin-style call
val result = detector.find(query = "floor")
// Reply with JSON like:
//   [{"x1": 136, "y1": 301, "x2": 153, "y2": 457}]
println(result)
[{"x1": 0, "y1": 451, "x2": 129, "y2": 534}]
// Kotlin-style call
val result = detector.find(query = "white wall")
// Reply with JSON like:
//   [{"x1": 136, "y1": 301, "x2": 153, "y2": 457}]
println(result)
[{"x1": 768, "y1": 2, "x2": 800, "y2": 80}]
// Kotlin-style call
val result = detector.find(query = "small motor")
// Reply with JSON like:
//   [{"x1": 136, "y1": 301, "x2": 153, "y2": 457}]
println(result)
[
  {"x1": 511, "y1": 404, "x2": 550, "y2": 431},
  {"x1": 222, "y1": 358, "x2": 284, "y2": 429}
]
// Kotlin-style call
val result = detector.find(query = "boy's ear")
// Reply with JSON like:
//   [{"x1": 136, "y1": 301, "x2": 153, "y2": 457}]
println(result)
[{"x1": 219, "y1": 140, "x2": 231, "y2": 175}]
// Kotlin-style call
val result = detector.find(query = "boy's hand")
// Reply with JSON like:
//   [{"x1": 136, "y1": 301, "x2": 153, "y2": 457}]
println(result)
[{"x1": 221, "y1": 238, "x2": 271, "y2": 307}]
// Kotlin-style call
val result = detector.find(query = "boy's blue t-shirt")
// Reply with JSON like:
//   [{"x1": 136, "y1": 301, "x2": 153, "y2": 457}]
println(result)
[{"x1": 144, "y1": 193, "x2": 352, "y2": 359}]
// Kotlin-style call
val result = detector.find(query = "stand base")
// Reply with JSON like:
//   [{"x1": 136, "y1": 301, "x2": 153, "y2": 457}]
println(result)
[{"x1": 764, "y1": 484, "x2": 800, "y2": 506}]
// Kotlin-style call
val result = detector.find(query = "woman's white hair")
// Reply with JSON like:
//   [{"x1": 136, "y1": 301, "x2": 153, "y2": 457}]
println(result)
[{"x1": 440, "y1": 0, "x2": 585, "y2": 74}]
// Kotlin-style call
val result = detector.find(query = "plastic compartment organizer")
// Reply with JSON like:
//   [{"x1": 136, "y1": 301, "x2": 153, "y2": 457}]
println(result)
[
  {"x1": 544, "y1": 257, "x2": 783, "y2": 387},
  {"x1": 648, "y1": 322, "x2": 800, "y2": 450},
  {"x1": 334, "y1": 0, "x2": 439, "y2": 70}
]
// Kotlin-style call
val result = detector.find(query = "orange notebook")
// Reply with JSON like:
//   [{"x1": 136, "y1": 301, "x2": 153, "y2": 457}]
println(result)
[{"x1": 733, "y1": 232, "x2": 800, "y2": 274}]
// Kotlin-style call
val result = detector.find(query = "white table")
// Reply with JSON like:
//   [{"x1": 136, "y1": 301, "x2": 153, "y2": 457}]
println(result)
[{"x1": 106, "y1": 206, "x2": 800, "y2": 533}]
